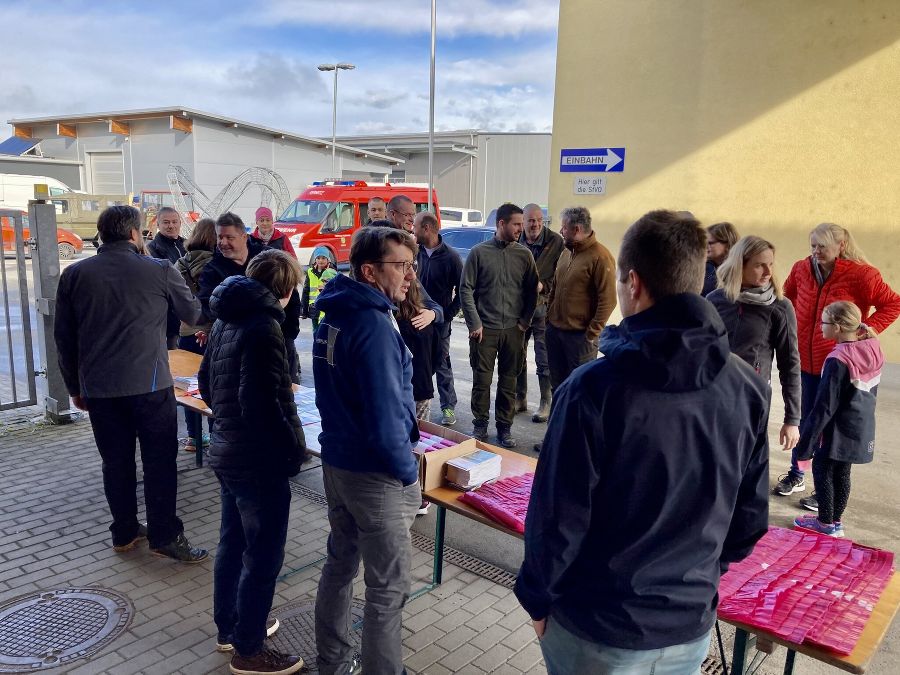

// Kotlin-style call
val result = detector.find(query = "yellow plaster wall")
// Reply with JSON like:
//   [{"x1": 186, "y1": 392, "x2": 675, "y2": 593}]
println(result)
[{"x1": 550, "y1": 0, "x2": 900, "y2": 359}]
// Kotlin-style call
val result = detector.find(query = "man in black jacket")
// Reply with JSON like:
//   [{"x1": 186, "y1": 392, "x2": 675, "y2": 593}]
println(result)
[
  {"x1": 413, "y1": 211, "x2": 463, "y2": 426},
  {"x1": 146, "y1": 207, "x2": 187, "y2": 349},
  {"x1": 198, "y1": 212, "x2": 302, "y2": 383},
  {"x1": 199, "y1": 249, "x2": 306, "y2": 674},
  {"x1": 515, "y1": 210, "x2": 770, "y2": 674},
  {"x1": 54, "y1": 205, "x2": 207, "y2": 563}
]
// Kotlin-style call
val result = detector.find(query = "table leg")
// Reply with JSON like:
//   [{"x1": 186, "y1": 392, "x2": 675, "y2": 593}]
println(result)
[
  {"x1": 731, "y1": 628, "x2": 751, "y2": 675},
  {"x1": 433, "y1": 505, "x2": 446, "y2": 586},
  {"x1": 185, "y1": 409, "x2": 203, "y2": 468},
  {"x1": 782, "y1": 649, "x2": 796, "y2": 675}
]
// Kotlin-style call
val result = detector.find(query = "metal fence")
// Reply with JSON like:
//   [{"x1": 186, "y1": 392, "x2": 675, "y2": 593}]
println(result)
[{"x1": 0, "y1": 209, "x2": 37, "y2": 410}]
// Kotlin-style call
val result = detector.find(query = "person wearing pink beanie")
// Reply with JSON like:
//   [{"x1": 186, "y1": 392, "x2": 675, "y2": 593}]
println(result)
[{"x1": 250, "y1": 206, "x2": 297, "y2": 259}]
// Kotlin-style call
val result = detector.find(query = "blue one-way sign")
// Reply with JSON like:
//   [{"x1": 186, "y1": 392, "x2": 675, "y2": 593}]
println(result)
[{"x1": 560, "y1": 147, "x2": 625, "y2": 172}]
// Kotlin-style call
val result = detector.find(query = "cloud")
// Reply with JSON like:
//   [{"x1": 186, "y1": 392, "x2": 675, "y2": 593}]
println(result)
[
  {"x1": 252, "y1": 0, "x2": 558, "y2": 37},
  {"x1": 224, "y1": 53, "x2": 327, "y2": 102}
]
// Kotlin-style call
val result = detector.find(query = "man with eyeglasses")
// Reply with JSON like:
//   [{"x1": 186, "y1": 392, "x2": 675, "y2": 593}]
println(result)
[
  {"x1": 312, "y1": 226, "x2": 423, "y2": 675},
  {"x1": 387, "y1": 194, "x2": 416, "y2": 233},
  {"x1": 460, "y1": 202, "x2": 539, "y2": 447}
]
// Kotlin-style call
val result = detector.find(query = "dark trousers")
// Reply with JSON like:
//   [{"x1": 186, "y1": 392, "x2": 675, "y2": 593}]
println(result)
[
  {"x1": 791, "y1": 371, "x2": 822, "y2": 478},
  {"x1": 469, "y1": 326, "x2": 525, "y2": 428},
  {"x1": 517, "y1": 312, "x2": 549, "y2": 398},
  {"x1": 316, "y1": 465, "x2": 420, "y2": 675},
  {"x1": 546, "y1": 324, "x2": 597, "y2": 392},
  {"x1": 812, "y1": 454, "x2": 852, "y2": 524},
  {"x1": 85, "y1": 388, "x2": 183, "y2": 548},
  {"x1": 435, "y1": 322, "x2": 458, "y2": 410},
  {"x1": 214, "y1": 474, "x2": 291, "y2": 656}
]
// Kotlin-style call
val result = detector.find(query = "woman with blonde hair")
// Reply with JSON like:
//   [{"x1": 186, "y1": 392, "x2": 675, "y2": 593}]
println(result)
[
  {"x1": 708, "y1": 236, "x2": 801, "y2": 451},
  {"x1": 776, "y1": 223, "x2": 900, "y2": 507},
  {"x1": 793, "y1": 301, "x2": 883, "y2": 537}
]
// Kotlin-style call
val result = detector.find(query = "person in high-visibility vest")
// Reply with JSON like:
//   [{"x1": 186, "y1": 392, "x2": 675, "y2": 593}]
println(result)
[{"x1": 300, "y1": 246, "x2": 338, "y2": 332}]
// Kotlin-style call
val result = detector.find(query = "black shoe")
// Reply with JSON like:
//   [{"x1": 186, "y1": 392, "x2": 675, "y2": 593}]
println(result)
[
  {"x1": 472, "y1": 421, "x2": 489, "y2": 441},
  {"x1": 217, "y1": 618, "x2": 281, "y2": 653},
  {"x1": 230, "y1": 645, "x2": 303, "y2": 675},
  {"x1": 151, "y1": 532, "x2": 209, "y2": 564},
  {"x1": 497, "y1": 427, "x2": 517, "y2": 448},
  {"x1": 799, "y1": 493, "x2": 819, "y2": 512},
  {"x1": 774, "y1": 472, "x2": 805, "y2": 496},
  {"x1": 112, "y1": 523, "x2": 147, "y2": 552}
]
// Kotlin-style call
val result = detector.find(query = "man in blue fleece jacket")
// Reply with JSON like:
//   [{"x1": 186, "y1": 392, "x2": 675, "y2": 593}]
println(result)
[{"x1": 312, "y1": 226, "x2": 421, "y2": 675}]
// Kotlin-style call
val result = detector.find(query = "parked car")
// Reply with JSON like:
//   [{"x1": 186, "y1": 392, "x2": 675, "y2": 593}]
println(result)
[
  {"x1": 275, "y1": 181, "x2": 441, "y2": 268},
  {"x1": 1, "y1": 212, "x2": 84, "y2": 259},
  {"x1": 485, "y1": 205, "x2": 551, "y2": 228},
  {"x1": 439, "y1": 226, "x2": 494, "y2": 265},
  {"x1": 0, "y1": 173, "x2": 81, "y2": 212},
  {"x1": 47, "y1": 193, "x2": 130, "y2": 247},
  {"x1": 439, "y1": 207, "x2": 483, "y2": 227}
]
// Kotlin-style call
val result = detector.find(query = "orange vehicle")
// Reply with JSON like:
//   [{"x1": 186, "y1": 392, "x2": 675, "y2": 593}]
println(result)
[
  {"x1": 274, "y1": 181, "x2": 440, "y2": 267},
  {"x1": 1, "y1": 211, "x2": 84, "y2": 259}
]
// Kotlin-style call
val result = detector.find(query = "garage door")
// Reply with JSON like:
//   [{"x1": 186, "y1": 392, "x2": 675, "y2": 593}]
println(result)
[{"x1": 89, "y1": 152, "x2": 125, "y2": 194}]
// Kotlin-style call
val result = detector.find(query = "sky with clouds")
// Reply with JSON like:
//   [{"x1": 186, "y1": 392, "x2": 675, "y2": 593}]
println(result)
[{"x1": 0, "y1": 0, "x2": 558, "y2": 140}]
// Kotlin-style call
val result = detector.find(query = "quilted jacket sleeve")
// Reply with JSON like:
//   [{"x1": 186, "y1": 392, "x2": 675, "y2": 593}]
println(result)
[{"x1": 860, "y1": 265, "x2": 900, "y2": 334}]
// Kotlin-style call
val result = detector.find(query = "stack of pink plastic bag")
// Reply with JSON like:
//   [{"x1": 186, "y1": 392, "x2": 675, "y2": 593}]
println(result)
[{"x1": 458, "y1": 473, "x2": 534, "y2": 534}]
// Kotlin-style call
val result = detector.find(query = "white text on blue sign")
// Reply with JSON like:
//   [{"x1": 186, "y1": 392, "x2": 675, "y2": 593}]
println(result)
[{"x1": 560, "y1": 148, "x2": 625, "y2": 173}]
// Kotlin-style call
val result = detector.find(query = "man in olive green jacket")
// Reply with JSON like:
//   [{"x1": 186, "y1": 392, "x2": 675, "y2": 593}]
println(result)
[{"x1": 460, "y1": 203, "x2": 539, "y2": 448}]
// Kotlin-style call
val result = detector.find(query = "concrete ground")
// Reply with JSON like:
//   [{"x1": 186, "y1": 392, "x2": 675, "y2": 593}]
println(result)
[{"x1": 0, "y1": 251, "x2": 897, "y2": 672}]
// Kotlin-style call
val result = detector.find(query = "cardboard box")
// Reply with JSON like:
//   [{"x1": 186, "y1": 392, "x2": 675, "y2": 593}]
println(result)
[{"x1": 418, "y1": 438, "x2": 481, "y2": 491}]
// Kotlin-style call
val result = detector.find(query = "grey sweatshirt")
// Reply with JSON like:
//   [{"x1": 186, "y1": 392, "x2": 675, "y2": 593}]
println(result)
[
  {"x1": 55, "y1": 240, "x2": 202, "y2": 398},
  {"x1": 460, "y1": 237, "x2": 539, "y2": 331}
]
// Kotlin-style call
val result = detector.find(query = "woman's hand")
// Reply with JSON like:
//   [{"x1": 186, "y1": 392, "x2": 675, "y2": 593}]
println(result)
[
  {"x1": 194, "y1": 331, "x2": 208, "y2": 347},
  {"x1": 412, "y1": 309, "x2": 436, "y2": 330},
  {"x1": 779, "y1": 423, "x2": 800, "y2": 451}
]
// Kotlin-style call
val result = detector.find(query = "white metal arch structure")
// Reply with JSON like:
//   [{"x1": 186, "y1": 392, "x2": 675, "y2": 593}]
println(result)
[{"x1": 166, "y1": 166, "x2": 292, "y2": 237}]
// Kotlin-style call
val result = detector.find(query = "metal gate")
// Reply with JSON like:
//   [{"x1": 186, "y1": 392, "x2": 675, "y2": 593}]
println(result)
[{"x1": 0, "y1": 209, "x2": 37, "y2": 410}]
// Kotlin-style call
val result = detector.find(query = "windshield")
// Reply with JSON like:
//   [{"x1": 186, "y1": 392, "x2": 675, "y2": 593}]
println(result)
[{"x1": 279, "y1": 199, "x2": 334, "y2": 224}]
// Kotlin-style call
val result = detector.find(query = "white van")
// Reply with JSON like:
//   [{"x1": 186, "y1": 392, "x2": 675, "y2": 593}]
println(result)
[
  {"x1": 439, "y1": 207, "x2": 484, "y2": 227},
  {"x1": 0, "y1": 174, "x2": 80, "y2": 211}
]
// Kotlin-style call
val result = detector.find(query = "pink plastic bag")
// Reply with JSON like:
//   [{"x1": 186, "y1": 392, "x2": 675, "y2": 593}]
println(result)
[{"x1": 458, "y1": 473, "x2": 534, "y2": 534}]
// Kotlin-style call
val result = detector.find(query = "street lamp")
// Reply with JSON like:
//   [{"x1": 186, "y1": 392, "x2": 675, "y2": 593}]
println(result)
[{"x1": 318, "y1": 62, "x2": 355, "y2": 180}]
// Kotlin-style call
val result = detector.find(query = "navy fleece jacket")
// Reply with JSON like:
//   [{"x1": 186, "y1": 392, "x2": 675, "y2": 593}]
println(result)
[{"x1": 312, "y1": 273, "x2": 419, "y2": 485}]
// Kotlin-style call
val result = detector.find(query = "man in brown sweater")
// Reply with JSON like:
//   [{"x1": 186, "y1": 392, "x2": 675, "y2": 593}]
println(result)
[{"x1": 546, "y1": 206, "x2": 617, "y2": 392}]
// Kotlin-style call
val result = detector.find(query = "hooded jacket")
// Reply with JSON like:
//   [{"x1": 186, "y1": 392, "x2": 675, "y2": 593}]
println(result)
[
  {"x1": 198, "y1": 275, "x2": 306, "y2": 479},
  {"x1": 784, "y1": 257, "x2": 900, "y2": 375},
  {"x1": 175, "y1": 249, "x2": 214, "y2": 336},
  {"x1": 147, "y1": 233, "x2": 188, "y2": 338},
  {"x1": 515, "y1": 293, "x2": 770, "y2": 650},
  {"x1": 797, "y1": 338, "x2": 884, "y2": 464},
  {"x1": 198, "y1": 240, "x2": 301, "y2": 342},
  {"x1": 312, "y1": 273, "x2": 419, "y2": 486}
]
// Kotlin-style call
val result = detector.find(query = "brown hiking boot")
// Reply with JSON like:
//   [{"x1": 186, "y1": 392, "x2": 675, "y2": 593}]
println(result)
[{"x1": 230, "y1": 645, "x2": 303, "y2": 675}]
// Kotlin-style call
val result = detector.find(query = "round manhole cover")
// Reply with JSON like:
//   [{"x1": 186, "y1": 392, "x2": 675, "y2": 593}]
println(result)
[
  {"x1": 0, "y1": 587, "x2": 132, "y2": 672},
  {"x1": 268, "y1": 599, "x2": 363, "y2": 673}
]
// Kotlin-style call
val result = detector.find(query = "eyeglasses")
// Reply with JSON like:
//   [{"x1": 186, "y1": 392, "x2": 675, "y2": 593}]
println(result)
[
  {"x1": 390, "y1": 209, "x2": 416, "y2": 220},
  {"x1": 376, "y1": 260, "x2": 418, "y2": 274}
]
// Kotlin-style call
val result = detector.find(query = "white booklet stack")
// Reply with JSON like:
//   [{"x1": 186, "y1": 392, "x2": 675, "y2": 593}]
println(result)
[{"x1": 444, "y1": 449, "x2": 502, "y2": 489}]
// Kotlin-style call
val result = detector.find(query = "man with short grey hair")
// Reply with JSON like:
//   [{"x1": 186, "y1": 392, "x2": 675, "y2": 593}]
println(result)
[
  {"x1": 545, "y1": 206, "x2": 616, "y2": 394},
  {"x1": 366, "y1": 196, "x2": 387, "y2": 224},
  {"x1": 54, "y1": 205, "x2": 208, "y2": 563},
  {"x1": 146, "y1": 206, "x2": 187, "y2": 349},
  {"x1": 387, "y1": 194, "x2": 416, "y2": 233}
]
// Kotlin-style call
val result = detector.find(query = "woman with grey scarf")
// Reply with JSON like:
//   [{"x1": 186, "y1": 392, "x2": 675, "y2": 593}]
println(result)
[{"x1": 707, "y1": 236, "x2": 801, "y2": 452}]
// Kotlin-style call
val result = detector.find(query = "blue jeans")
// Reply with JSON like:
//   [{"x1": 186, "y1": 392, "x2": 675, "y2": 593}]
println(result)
[
  {"x1": 540, "y1": 618, "x2": 711, "y2": 675},
  {"x1": 213, "y1": 474, "x2": 291, "y2": 657},
  {"x1": 435, "y1": 321, "x2": 458, "y2": 410},
  {"x1": 790, "y1": 371, "x2": 821, "y2": 478}
]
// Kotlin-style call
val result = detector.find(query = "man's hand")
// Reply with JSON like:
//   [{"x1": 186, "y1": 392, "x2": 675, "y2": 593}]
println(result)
[
  {"x1": 469, "y1": 327, "x2": 484, "y2": 343},
  {"x1": 517, "y1": 321, "x2": 528, "y2": 332},
  {"x1": 72, "y1": 395, "x2": 88, "y2": 411},
  {"x1": 195, "y1": 331, "x2": 208, "y2": 347},
  {"x1": 532, "y1": 618, "x2": 546, "y2": 640},
  {"x1": 780, "y1": 424, "x2": 800, "y2": 451},
  {"x1": 412, "y1": 308, "x2": 437, "y2": 330},
  {"x1": 537, "y1": 281, "x2": 543, "y2": 294}
]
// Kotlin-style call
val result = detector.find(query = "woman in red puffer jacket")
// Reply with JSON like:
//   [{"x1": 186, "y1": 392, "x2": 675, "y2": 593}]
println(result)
[{"x1": 776, "y1": 223, "x2": 900, "y2": 505}]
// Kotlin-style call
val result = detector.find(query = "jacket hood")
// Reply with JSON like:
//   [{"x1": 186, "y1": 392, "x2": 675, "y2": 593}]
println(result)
[
  {"x1": 179, "y1": 249, "x2": 212, "y2": 273},
  {"x1": 315, "y1": 272, "x2": 395, "y2": 315},
  {"x1": 209, "y1": 275, "x2": 285, "y2": 323},
  {"x1": 600, "y1": 293, "x2": 731, "y2": 392},
  {"x1": 567, "y1": 231, "x2": 598, "y2": 253},
  {"x1": 828, "y1": 339, "x2": 884, "y2": 382},
  {"x1": 252, "y1": 226, "x2": 285, "y2": 241}
]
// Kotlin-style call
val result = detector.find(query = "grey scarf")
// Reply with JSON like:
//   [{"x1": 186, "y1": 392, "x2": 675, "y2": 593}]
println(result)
[{"x1": 739, "y1": 283, "x2": 776, "y2": 306}]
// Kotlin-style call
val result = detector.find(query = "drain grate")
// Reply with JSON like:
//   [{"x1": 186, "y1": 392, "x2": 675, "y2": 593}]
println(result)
[
  {"x1": 290, "y1": 483, "x2": 519, "y2": 588},
  {"x1": 268, "y1": 599, "x2": 362, "y2": 673},
  {"x1": 701, "y1": 655, "x2": 726, "y2": 674},
  {"x1": 0, "y1": 588, "x2": 132, "y2": 672}
]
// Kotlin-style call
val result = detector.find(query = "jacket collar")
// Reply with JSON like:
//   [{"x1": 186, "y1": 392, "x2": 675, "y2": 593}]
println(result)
[
  {"x1": 568, "y1": 231, "x2": 597, "y2": 254},
  {"x1": 98, "y1": 239, "x2": 140, "y2": 254},
  {"x1": 520, "y1": 227, "x2": 547, "y2": 248}
]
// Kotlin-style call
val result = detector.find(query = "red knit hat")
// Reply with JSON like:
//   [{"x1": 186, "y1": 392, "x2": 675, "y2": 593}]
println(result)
[{"x1": 255, "y1": 206, "x2": 273, "y2": 221}]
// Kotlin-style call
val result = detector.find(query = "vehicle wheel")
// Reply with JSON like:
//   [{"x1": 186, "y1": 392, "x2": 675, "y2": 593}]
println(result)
[{"x1": 58, "y1": 242, "x2": 76, "y2": 259}]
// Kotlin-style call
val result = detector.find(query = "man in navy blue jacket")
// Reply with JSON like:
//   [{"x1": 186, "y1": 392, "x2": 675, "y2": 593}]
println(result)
[
  {"x1": 312, "y1": 226, "x2": 422, "y2": 675},
  {"x1": 515, "y1": 210, "x2": 770, "y2": 674}
]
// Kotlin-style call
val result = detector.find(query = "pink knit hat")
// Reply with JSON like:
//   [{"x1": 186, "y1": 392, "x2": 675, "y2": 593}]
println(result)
[{"x1": 255, "y1": 206, "x2": 273, "y2": 221}]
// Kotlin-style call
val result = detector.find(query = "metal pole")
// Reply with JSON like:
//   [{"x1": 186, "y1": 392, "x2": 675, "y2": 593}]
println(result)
[
  {"x1": 331, "y1": 68, "x2": 338, "y2": 180},
  {"x1": 428, "y1": 0, "x2": 437, "y2": 212},
  {"x1": 28, "y1": 201, "x2": 74, "y2": 423},
  {"x1": 482, "y1": 137, "x2": 489, "y2": 216}
]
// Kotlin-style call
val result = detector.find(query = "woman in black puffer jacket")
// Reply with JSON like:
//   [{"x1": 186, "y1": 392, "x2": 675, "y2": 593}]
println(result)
[
  {"x1": 198, "y1": 250, "x2": 307, "y2": 669},
  {"x1": 708, "y1": 236, "x2": 801, "y2": 455}
]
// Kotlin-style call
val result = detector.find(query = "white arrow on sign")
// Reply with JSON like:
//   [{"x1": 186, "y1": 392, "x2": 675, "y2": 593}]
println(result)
[{"x1": 603, "y1": 148, "x2": 622, "y2": 171}]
